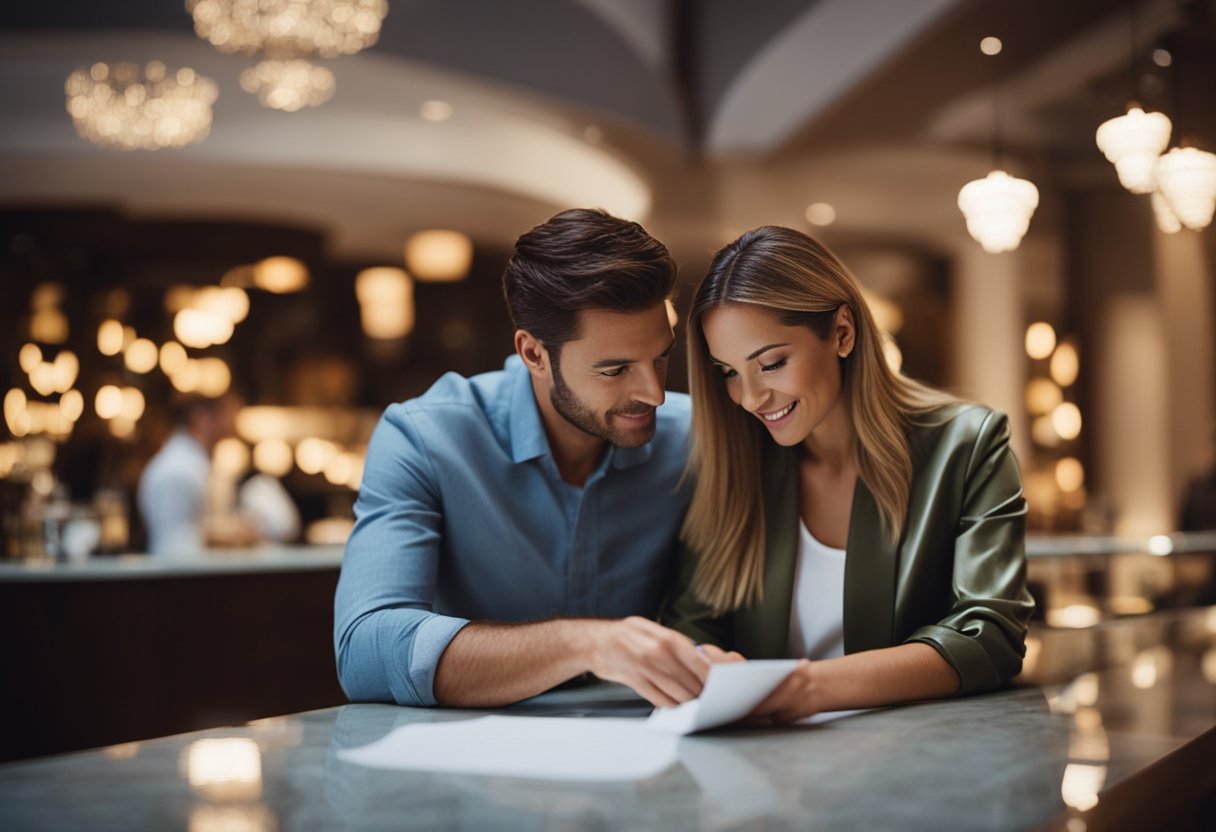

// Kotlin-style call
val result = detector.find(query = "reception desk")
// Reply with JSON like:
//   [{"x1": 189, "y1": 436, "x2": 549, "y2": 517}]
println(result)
[
  {"x1": 0, "y1": 546, "x2": 346, "y2": 762},
  {"x1": 0, "y1": 607, "x2": 1213, "y2": 831}
]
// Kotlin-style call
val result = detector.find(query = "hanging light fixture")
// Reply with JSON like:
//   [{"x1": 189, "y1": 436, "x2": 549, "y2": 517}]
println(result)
[
  {"x1": 1154, "y1": 146, "x2": 1216, "y2": 230},
  {"x1": 1094, "y1": 5, "x2": 1172, "y2": 194},
  {"x1": 957, "y1": 37, "x2": 1039, "y2": 253},
  {"x1": 65, "y1": 62, "x2": 218, "y2": 150},
  {"x1": 1149, "y1": 190, "x2": 1182, "y2": 234},
  {"x1": 1095, "y1": 107, "x2": 1172, "y2": 193},
  {"x1": 186, "y1": 0, "x2": 388, "y2": 111},
  {"x1": 958, "y1": 171, "x2": 1039, "y2": 253}
]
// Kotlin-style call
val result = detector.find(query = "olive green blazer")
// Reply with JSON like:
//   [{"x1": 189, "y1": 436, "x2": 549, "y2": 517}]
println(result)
[{"x1": 663, "y1": 405, "x2": 1034, "y2": 695}]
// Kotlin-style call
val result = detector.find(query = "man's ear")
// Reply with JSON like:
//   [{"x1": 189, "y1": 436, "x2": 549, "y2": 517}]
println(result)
[{"x1": 515, "y1": 329, "x2": 549, "y2": 375}]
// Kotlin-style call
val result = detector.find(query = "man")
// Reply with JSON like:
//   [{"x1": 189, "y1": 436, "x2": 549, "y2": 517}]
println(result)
[
  {"x1": 334, "y1": 209, "x2": 709, "y2": 708},
  {"x1": 137, "y1": 392, "x2": 255, "y2": 556}
]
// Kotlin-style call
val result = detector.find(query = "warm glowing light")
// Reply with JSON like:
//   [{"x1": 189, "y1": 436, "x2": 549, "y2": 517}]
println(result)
[
  {"x1": 1025, "y1": 322, "x2": 1057, "y2": 359},
  {"x1": 98, "y1": 319, "x2": 124, "y2": 356},
  {"x1": 50, "y1": 351, "x2": 79, "y2": 393},
  {"x1": 31, "y1": 309, "x2": 68, "y2": 344},
  {"x1": 1047, "y1": 603, "x2": 1101, "y2": 629},
  {"x1": 355, "y1": 267, "x2": 414, "y2": 339},
  {"x1": 296, "y1": 437, "x2": 337, "y2": 475},
  {"x1": 196, "y1": 358, "x2": 232, "y2": 397},
  {"x1": 1131, "y1": 647, "x2": 1171, "y2": 689},
  {"x1": 1147, "y1": 534, "x2": 1174, "y2": 556},
  {"x1": 253, "y1": 257, "x2": 309, "y2": 293},
  {"x1": 4, "y1": 389, "x2": 29, "y2": 437},
  {"x1": 124, "y1": 339, "x2": 159, "y2": 374},
  {"x1": 958, "y1": 170, "x2": 1039, "y2": 253},
  {"x1": 1095, "y1": 107, "x2": 1172, "y2": 194},
  {"x1": 188, "y1": 804, "x2": 275, "y2": 832},
  {"x1": 59, "y1": 389, "x2": 84, "y2": 422},
  {"x1": 194, "y1": 286, "x2": 250, "y2": 324},
  {"x1": 1052, "y1": 402, "x2": 1082, "y2": 441},
  {"x1": 29, "y1": 364, "x2": 58, "y2": 397},
  {"x1": 186, "y1": 0, "x2": 388, "y2": 58},
  {"x1": 1055, "y1": 457, "x2": 1084, "y2": 493},
  {"x1": 1025, "y1": 378, "x2": 1063, "y2": 415},
  {"x1": 1155, "y1": 146, "x2": 1216, "y2": 230},
  {"x1": 979, "y1": 36, "x2": 1002, "y2": 56},
  {"x1": 213, "y1": 437, "x2": 250, "y2": 476},
  {"x1": 253, "y1": 438, "x2": 294, "y2": 477},
  {"x1": 175, "y1": 308, "x2": 234, "y2": 349},
  {"x1": 31, "y1": 283, "x2": 63, "y2": 309},
  {"x1": 183, "y1": 737, "x2": 262, "y2": 802},
  {"x1": 305, "y1": 516, "x2": 354, "y2": 544},
  {"x1": 1032, "y1": 415, "x2": 1060, "y2": 447},
  {"x1": 165, "y1": 285, "x2": 198, "y2": 313},
  {"x1": 119, "y1": 387, "x2": 145, "y2": 422},
  {"x1": 404, "y1": 230, "x2": 473, "y2": 282},
  {"x1": 65, "y1": 62, "x2": 218, "y2": 151},
  {"x1": 95, "y1": 385, "x2": 123, "y2": 420},
  {"x1": 805, "y1": 202, "x2": 837, "y2": 226},
  {"x1": 1072, "y1": 673, "x2": 1100, "y2": 707},
  {"x1": 860, "y1": 289, "x2": 904, "y2": 335},
  {"x1": 170, "y1": 360, "x2": 201, "y2": 393},
  {"x1": 1202, "y1": 648, "x2": 1216, "y2": 685},
  {"x1": 160, "y1": 341, "x2": 189, "y2": 375},
  {"x1": 1151, "y1": 189, "x2": 1182, "y2": 234},
  {"x1": 420, "y1": 99, "x2": 453, "y2": 122},
  {"x1": 1061, "y1": 763, "x2": 1106, "y2": 811},
  {"x1": 240, "y1": 59, "x2": 335, "y2": 111},
  {"x1": 1050, "y1": 342, "x2": 1079, "y2": 386},
  {"x1": 324, "y1": 451, "x2": 356, "y2": 486},
  {"x1": 18, "y1": 343, "x2": 41, "y2": 374}
]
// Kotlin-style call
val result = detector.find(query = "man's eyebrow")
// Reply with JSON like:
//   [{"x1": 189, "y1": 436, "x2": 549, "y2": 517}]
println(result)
[{"x1": 590, "y1": 338, "x2": 677, "y2": 368}]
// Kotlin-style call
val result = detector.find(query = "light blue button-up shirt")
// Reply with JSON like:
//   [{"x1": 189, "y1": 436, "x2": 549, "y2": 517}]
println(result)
[{"x1": 334, "y1": 356, "x2": 692, "y2": 706}]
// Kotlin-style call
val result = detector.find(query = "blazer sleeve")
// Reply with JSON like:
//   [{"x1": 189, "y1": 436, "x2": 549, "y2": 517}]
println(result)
[
  {"x1": 905, "y1": 409, "x2": 1035, "y2": 694},
  {"x1": 660, "y1": 540, "x2": 734, "y2": 648}
]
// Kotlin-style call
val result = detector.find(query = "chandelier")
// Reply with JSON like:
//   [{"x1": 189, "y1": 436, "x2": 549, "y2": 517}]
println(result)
[
  {"x1": 957, "y1": 171, "x2": 1040, "y2": 254},
  {"x1": 1095, "y1": 106, "x2": 1172, "y2": 194},
  {"x1": 65, "y1": 62, "x2": 218, "y2": 151},
  {"x1": 186, "y1": 0, "x2": 388, "y2": 111}
]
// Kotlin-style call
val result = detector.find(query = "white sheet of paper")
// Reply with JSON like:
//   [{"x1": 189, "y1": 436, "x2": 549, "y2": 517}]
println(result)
[
  {"x1": 646, "y1": 659, "x2": 800, "y2": 735},
  {"x1": 337, "y1": 716, "x2": 678, "y2": 781}
]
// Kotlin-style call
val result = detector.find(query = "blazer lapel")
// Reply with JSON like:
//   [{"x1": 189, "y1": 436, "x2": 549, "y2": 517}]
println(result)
[{"x1": 843, "y1": 479, "x2": 898, "y2": 653}]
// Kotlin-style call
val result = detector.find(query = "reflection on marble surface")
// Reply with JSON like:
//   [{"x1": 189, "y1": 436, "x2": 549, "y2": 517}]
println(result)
[{"x1": 0, "y1": 608, "x2": 1213, "y2": 831}]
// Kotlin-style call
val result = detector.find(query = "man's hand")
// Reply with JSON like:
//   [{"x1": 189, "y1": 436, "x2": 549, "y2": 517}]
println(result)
[
  {"x1": 588, "y1": 617, "x2": 711, "y2": 707},
  {"x1": 695, "y1": 643, "x2": 746, "y2": 664}
]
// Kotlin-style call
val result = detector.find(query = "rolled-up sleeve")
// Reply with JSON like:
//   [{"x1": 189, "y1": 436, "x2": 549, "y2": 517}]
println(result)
[
  {"x1": 905, "y1": 410, "x2": 1035, "y2": 694},
  {"x1": 333, "y1": 407, "x2": 470, "y2": 706}
]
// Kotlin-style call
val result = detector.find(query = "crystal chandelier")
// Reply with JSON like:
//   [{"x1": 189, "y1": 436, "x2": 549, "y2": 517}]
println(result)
[
  {"x1": 1095, "y1": 106, "x2": 1172, "y2": 194},
  {"x1": 1154, "y1": 146, "x2": 1216, "y2": 230},
  {"x1": 957, "y1": 171, "x2": 1040, "y2": 254},
  {"x1": 65, "y1": 62, "x2": 218, "y2": 150},
  {"x1": 186, "y1": 0, "x2": 388, "y2": 111}
]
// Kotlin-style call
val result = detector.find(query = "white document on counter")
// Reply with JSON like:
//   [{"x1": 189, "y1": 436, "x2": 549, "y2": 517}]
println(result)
[{"x1": 647, "y1": 659, "x2": 800, "y2": 735}]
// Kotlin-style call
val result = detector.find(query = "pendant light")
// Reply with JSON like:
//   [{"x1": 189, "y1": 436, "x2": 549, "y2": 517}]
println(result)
[{"x1": 958, "y1": 36, "x2": 1039, "y2": 253}]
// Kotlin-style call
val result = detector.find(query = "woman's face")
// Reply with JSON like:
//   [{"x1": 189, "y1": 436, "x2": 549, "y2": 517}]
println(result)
[{"x1": 700, "y1": 303, "x2": 852, "y2": 447}]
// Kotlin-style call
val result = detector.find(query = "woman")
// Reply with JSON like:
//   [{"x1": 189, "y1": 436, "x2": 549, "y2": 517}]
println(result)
[{"x1": 665, "y1": 226, "x2": 1033, "y2": 723}]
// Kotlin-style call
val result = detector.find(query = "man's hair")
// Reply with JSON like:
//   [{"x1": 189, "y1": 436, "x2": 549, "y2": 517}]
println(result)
[{"x1": 502, "y1": 208, "x2": 676, "y2": 354}]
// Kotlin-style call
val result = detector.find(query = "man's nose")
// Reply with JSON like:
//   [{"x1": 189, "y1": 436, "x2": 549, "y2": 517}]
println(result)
[{"x1": 632, "y1": 363, "x2": 665, "y2": 407}]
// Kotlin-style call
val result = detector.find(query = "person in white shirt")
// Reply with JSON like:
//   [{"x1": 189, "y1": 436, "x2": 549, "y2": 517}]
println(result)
[{"x1": 137, "y1": 393, "x2": 253, "y2": 557}]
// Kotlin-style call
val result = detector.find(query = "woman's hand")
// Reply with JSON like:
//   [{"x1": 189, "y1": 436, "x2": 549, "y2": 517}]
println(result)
[
  {"x1": 750, "y1": 658, "x2": 821, "y2": 724},
  {"x1": 696, "y1": 643, "x2": 746, "y2": 664}
]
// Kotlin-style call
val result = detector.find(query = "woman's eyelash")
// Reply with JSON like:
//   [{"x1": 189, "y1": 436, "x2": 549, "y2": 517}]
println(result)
[{"x1": 761, "y1": 358, "x2": 787, "y2": 372}]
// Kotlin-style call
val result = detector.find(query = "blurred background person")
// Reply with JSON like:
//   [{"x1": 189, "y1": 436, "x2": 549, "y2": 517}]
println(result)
[{"x1": 137, "y1": 392, "x2": 258, "y2": 557}]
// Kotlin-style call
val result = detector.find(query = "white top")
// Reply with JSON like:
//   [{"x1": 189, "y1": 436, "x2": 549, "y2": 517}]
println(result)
[
  {"x1": 786, "y1": 519, "x2": 847, "y2": 660},
  {"x1": 137, "y1": 431, "x2": 210, "y2": 557}
]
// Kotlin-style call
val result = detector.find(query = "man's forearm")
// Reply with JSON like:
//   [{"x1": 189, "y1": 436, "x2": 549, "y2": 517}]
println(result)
[{"x1": 432, "y1": 619, "x2": 607, "y2": 707}]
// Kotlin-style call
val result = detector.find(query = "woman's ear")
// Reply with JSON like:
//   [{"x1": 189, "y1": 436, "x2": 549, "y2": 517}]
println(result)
[
  {"x1": 514, "y1": 329, "x2": 549, "y2": 374},
  {"x1": 834, "y1": 305, "x2": 856, "y2": 359}
]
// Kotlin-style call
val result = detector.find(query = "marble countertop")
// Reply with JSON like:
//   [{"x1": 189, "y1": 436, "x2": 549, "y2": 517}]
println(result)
[
  {"x1": 0, "y1": 544, "x2": 344, "y2": 581},
  {"x1": 1, "y1": 608, "x2": 1213, "y2": 832}
]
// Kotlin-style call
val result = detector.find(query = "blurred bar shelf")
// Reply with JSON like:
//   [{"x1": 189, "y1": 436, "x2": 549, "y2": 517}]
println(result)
[
  {"x1": 0, "y1": 544, "x2": 344, "y2": 581},
  {"x1": 1026, "y1": 531, "x2": 1216, "y2": 559}
]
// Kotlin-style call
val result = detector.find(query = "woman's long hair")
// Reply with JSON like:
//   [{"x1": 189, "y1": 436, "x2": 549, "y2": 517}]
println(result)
[{"x1": 682, "y1": 226, "x2": 957, "y2": 614}]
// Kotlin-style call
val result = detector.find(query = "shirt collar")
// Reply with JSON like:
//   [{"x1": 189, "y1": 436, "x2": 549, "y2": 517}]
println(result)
[{"x1": 505, "y1": 356, "x2": 656, "y2": 470}]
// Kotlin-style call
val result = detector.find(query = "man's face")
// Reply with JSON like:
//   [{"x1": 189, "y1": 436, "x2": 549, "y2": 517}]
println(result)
[{"x1": 548, "y1": 303, "x2": 675, "y2": 448}]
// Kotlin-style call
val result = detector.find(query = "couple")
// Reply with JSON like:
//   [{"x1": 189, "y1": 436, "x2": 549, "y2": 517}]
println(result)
[{"x1": 334, "y1": 209, "x2": 1033, "y2": 723}]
